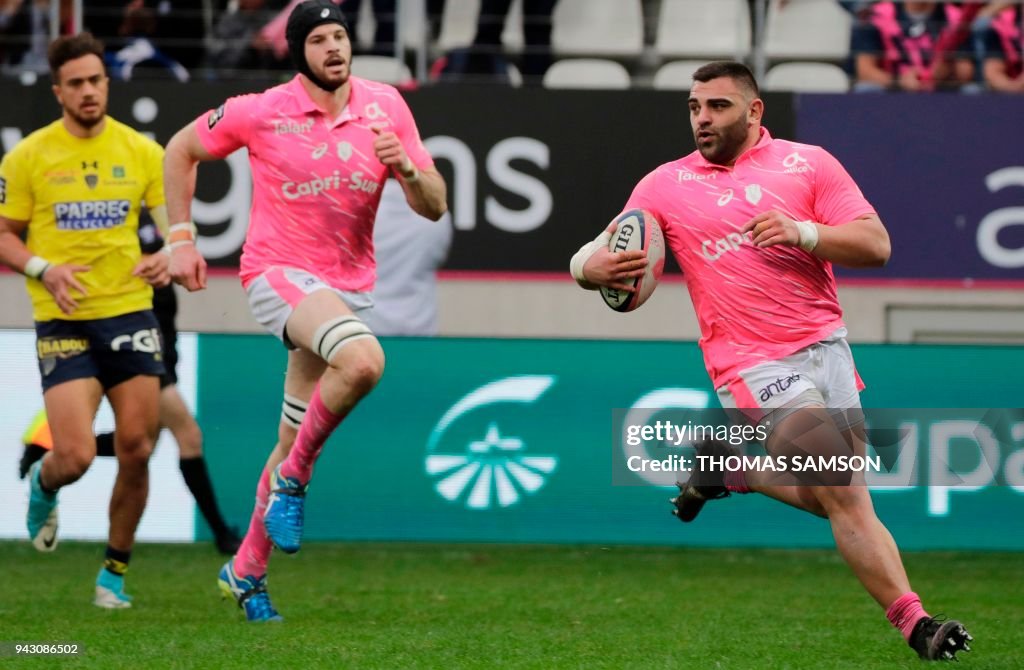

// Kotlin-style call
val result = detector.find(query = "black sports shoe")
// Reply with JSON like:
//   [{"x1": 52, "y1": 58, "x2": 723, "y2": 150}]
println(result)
[
  {"x1": 909, "y1": 616, "x2": 973, "y2": 661},
  {"x1": 670, "y1": 439, "x2": 738, "y2": 523},
  {"x1": 215, "y1": 527, "x2": 243, "y2": 556},
  {"x1": 19, "y1": 443, "x2": 48, "y2": 480}
]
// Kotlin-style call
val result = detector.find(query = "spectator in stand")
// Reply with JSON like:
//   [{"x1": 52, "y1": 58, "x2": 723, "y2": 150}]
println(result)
[
  {"x1": 439, "y1": 0, "x2": 555, "y2": 84},
  {"x1": 340, "y1": 0, "x2": 395, "y2": 55},
  {"x1": 206, "y1": 0, "x2": 278, "y2": 71},
  {"x1": 84, "y1": 2, "x2": 125, "y2": 46},
  {"x1": 976, "y1": 3, "x2": 1022, "y2": 92},
  {"x1": 851, "y1": 1, "x2": 976, "y2": 92},
  {"x1": 151, "y1": 0, "x2": 205, "y2": 69},
  {"x1": 2, "y1": 0, "x2": 72, "y2": 72},
  {"x1": 106, "y1": 2, "x2": 190, "y2": 81}
]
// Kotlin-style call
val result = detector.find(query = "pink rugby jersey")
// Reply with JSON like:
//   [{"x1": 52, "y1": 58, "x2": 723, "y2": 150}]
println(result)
[
  {"x1": 624, "y1": 128, "x2": 875, "y2": 388},
  {"x1": 196, "y1": 75, "x2": 434, "y2": 291}
]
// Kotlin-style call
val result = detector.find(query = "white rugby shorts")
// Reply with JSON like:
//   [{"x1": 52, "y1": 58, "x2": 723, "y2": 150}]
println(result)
[
  {"x1": 716, "y1": 328, "x2": 865, "y2": 437},
  {"x1": 245, "y1": 267, "x2": 373, "y2": 349}
]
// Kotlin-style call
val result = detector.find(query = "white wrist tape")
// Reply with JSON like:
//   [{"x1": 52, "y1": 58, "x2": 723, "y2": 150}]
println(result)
[
  {"x1": 399, "y1": 159, "x2": 420, "y2": 183},
  {"x1": 168, "y1": 221, "x2": 197, "y2": 244},
  {"x1": 168, "y1": 240, "x2": 195, "y2": 251},
  {"x1": 795, "y1": 220, "x2": 820, "y2": 252},
  {"x1": 569, "y1": 230, "x2": 612, "y2": 290},
  {"x1": 24, "y1": 255, "x2": 51, "y2": 279}
]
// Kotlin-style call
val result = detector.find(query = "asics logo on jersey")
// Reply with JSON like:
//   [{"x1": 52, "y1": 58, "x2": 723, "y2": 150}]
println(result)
[
  {"x1": 281, "y1": 171, "x2": 380, "y2": 199},
  {"x1": 783, "y1": 152, "x2": 811, "y2": 174},
  {"x1": 701, "y1": 231, "x2": 750, "y2": 262},
  {"x1": 111, "y1": 328, "x2": 160, "y2": 353},
  {"x1": 272, "y1": 119, "x2": 314, "y2": 135},
  {"x1": 54, "y1": 200, "x2": 131, "y2": 230}
]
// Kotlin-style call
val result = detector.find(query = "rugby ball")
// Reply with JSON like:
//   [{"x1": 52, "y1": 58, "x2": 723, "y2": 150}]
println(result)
[{"x1": 600, "y1": 209, "x2": 665, "y2": 312}]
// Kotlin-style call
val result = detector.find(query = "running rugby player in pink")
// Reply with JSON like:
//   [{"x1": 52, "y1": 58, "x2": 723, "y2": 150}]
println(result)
[
  {"x1": 570, "y1": 61, "x2": 970, "y2": 662},
  {"x1": 164, "y1": 0, "x2": 446, "y2": 622}
]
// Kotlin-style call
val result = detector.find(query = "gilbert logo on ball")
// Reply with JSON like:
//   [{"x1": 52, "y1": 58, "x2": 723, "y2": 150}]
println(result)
[{"x1": 601, "y1": 209, "x2": 665, "y2": 312}]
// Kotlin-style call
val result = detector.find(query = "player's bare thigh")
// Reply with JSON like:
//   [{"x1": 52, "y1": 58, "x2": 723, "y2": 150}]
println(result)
[
  {"x1": 768, "y1": 404, "x2": 870, "y2": 511},
  {"x1": 43, "y1": 378, "x2": 105, "y2": 481},
  {"x1": 284, "y1": 288, "x2": 385, "y2": 385}
]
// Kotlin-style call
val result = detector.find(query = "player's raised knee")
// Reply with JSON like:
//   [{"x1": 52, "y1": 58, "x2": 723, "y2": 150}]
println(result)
[{"x1": 337, "y1": 344, "x2": 385, "y2": 397}]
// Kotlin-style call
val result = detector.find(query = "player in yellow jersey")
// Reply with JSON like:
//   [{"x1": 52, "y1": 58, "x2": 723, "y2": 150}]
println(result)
[{"x1": 0, "y1": 33, "x2": 171, "y2": 609}]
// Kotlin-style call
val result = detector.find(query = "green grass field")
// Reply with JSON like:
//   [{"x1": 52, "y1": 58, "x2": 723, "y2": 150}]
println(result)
[{"x1": 1, "y1": 542, "x2": 1019, "y2": 669}]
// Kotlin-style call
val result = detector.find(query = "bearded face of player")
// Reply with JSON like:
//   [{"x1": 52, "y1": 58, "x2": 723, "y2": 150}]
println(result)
[
  {"x1": 305, "y1": 23, "x2": 352, "y2": 89},
  {"x1": 688, "y1": 77, "x2": 762, "y2": 166},
  {"x1": 52, "y1": 54, "x2": 109, "y2": 130}
]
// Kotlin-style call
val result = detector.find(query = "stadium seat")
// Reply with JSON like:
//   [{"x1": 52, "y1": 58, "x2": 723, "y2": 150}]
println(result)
[
  {"x1": 350, "y1": 55, "x2": 415, "y2": 85},
  {"x1": 502, "y1": 0, "x2": 525, "y2": 54},
  {"x1": 436, "y1": 0, "x2": 524, "y2": 53},
  {"x1": 398, "y1": 0, "x2": 430, "y2": 50},
  {"x1": 654, "y1": 0, "x2": 751, "y2": 60},
  {"x1": 652, "y1": 60, "x2": 705, "y2": 90},
  {"x1": 436, "y1": 0, "x2": 480, "y2": 52},
  {"x1": 551, "y1": 0, "x2": 644, "y2": 58},
  {"x1": 763, "y1": 62, "x2": 849, "y2": 93},
  {"x1": 763, "y1": 0, "x2": 852, "y2": 62},
  {"x1": 542, "y1": 58, "x2": 632, "y2": 89},
  {"x1": 352, "y1": 0, "x2": 429, "y2": 51}
]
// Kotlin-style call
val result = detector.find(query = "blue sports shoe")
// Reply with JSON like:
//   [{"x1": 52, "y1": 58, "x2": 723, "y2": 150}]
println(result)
[
  {"x1": 263, "y1": 464, "x2": 307, "y2": 554},
  {"x1": 26, "y1": 460, "x2": 59, "y2": 552},
  {"x1": 94, "y1": 568, "x2": 133, "y2": 609},
  {"x1": 218, "y1": 561, "x2": 283, "y2": 622}
]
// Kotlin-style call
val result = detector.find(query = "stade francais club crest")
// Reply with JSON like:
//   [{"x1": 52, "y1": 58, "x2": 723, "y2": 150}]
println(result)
[{"x1": 424, "y1": 376, "x2": 558, "y2": 510}]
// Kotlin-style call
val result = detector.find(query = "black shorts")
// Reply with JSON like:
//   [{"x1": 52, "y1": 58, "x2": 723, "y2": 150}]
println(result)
[{"x1": 35, "y1": 310, "x2": 165, "y2": 393}]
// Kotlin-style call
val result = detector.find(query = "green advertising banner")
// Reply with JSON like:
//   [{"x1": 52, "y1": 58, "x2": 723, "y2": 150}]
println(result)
[{"x1": 197, "y1": 336, "x2": 1024, "y2": 550}]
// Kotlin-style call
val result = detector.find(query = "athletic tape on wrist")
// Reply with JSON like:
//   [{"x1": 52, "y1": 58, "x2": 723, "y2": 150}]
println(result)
[
  {"x1": 168, "y1": 221, "x2": 197, "y2": 244},
  {"x1": 399, "y1": 158, "x2": 420, "y2": 183},
  {"x1": 24, "y1": 255, "x2": 51, "y2": 279},
  {"x1": 569, "y1": 230, "x2": 612, "y2": 289},
  {"x1": 795, "y1": 220, "x2": 820, "y2": 252}
]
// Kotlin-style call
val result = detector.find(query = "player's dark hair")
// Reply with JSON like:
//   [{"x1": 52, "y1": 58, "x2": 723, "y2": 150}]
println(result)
[
  {"x1": 692, "y1": 61, "x2": 760, "y2": 98},
  {"x1": 48, "y1": 32, "x2": 106, "y2": 83}
]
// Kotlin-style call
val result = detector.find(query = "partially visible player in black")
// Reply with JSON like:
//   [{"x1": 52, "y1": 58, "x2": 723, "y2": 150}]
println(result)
[{"x1": 20, "y1": 216, "x2": 241, "y2": 555}]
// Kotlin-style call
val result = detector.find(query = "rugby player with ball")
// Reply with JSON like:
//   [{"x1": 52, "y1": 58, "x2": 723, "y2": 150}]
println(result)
[{"x1": 569, "y1": 61, "x2": 971, "y2": 662}]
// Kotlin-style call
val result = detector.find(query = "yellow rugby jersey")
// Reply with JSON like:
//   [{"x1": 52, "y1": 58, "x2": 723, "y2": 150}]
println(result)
[{"x1": 0, "y1": 117, "x2": 165, "y2": 321}]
